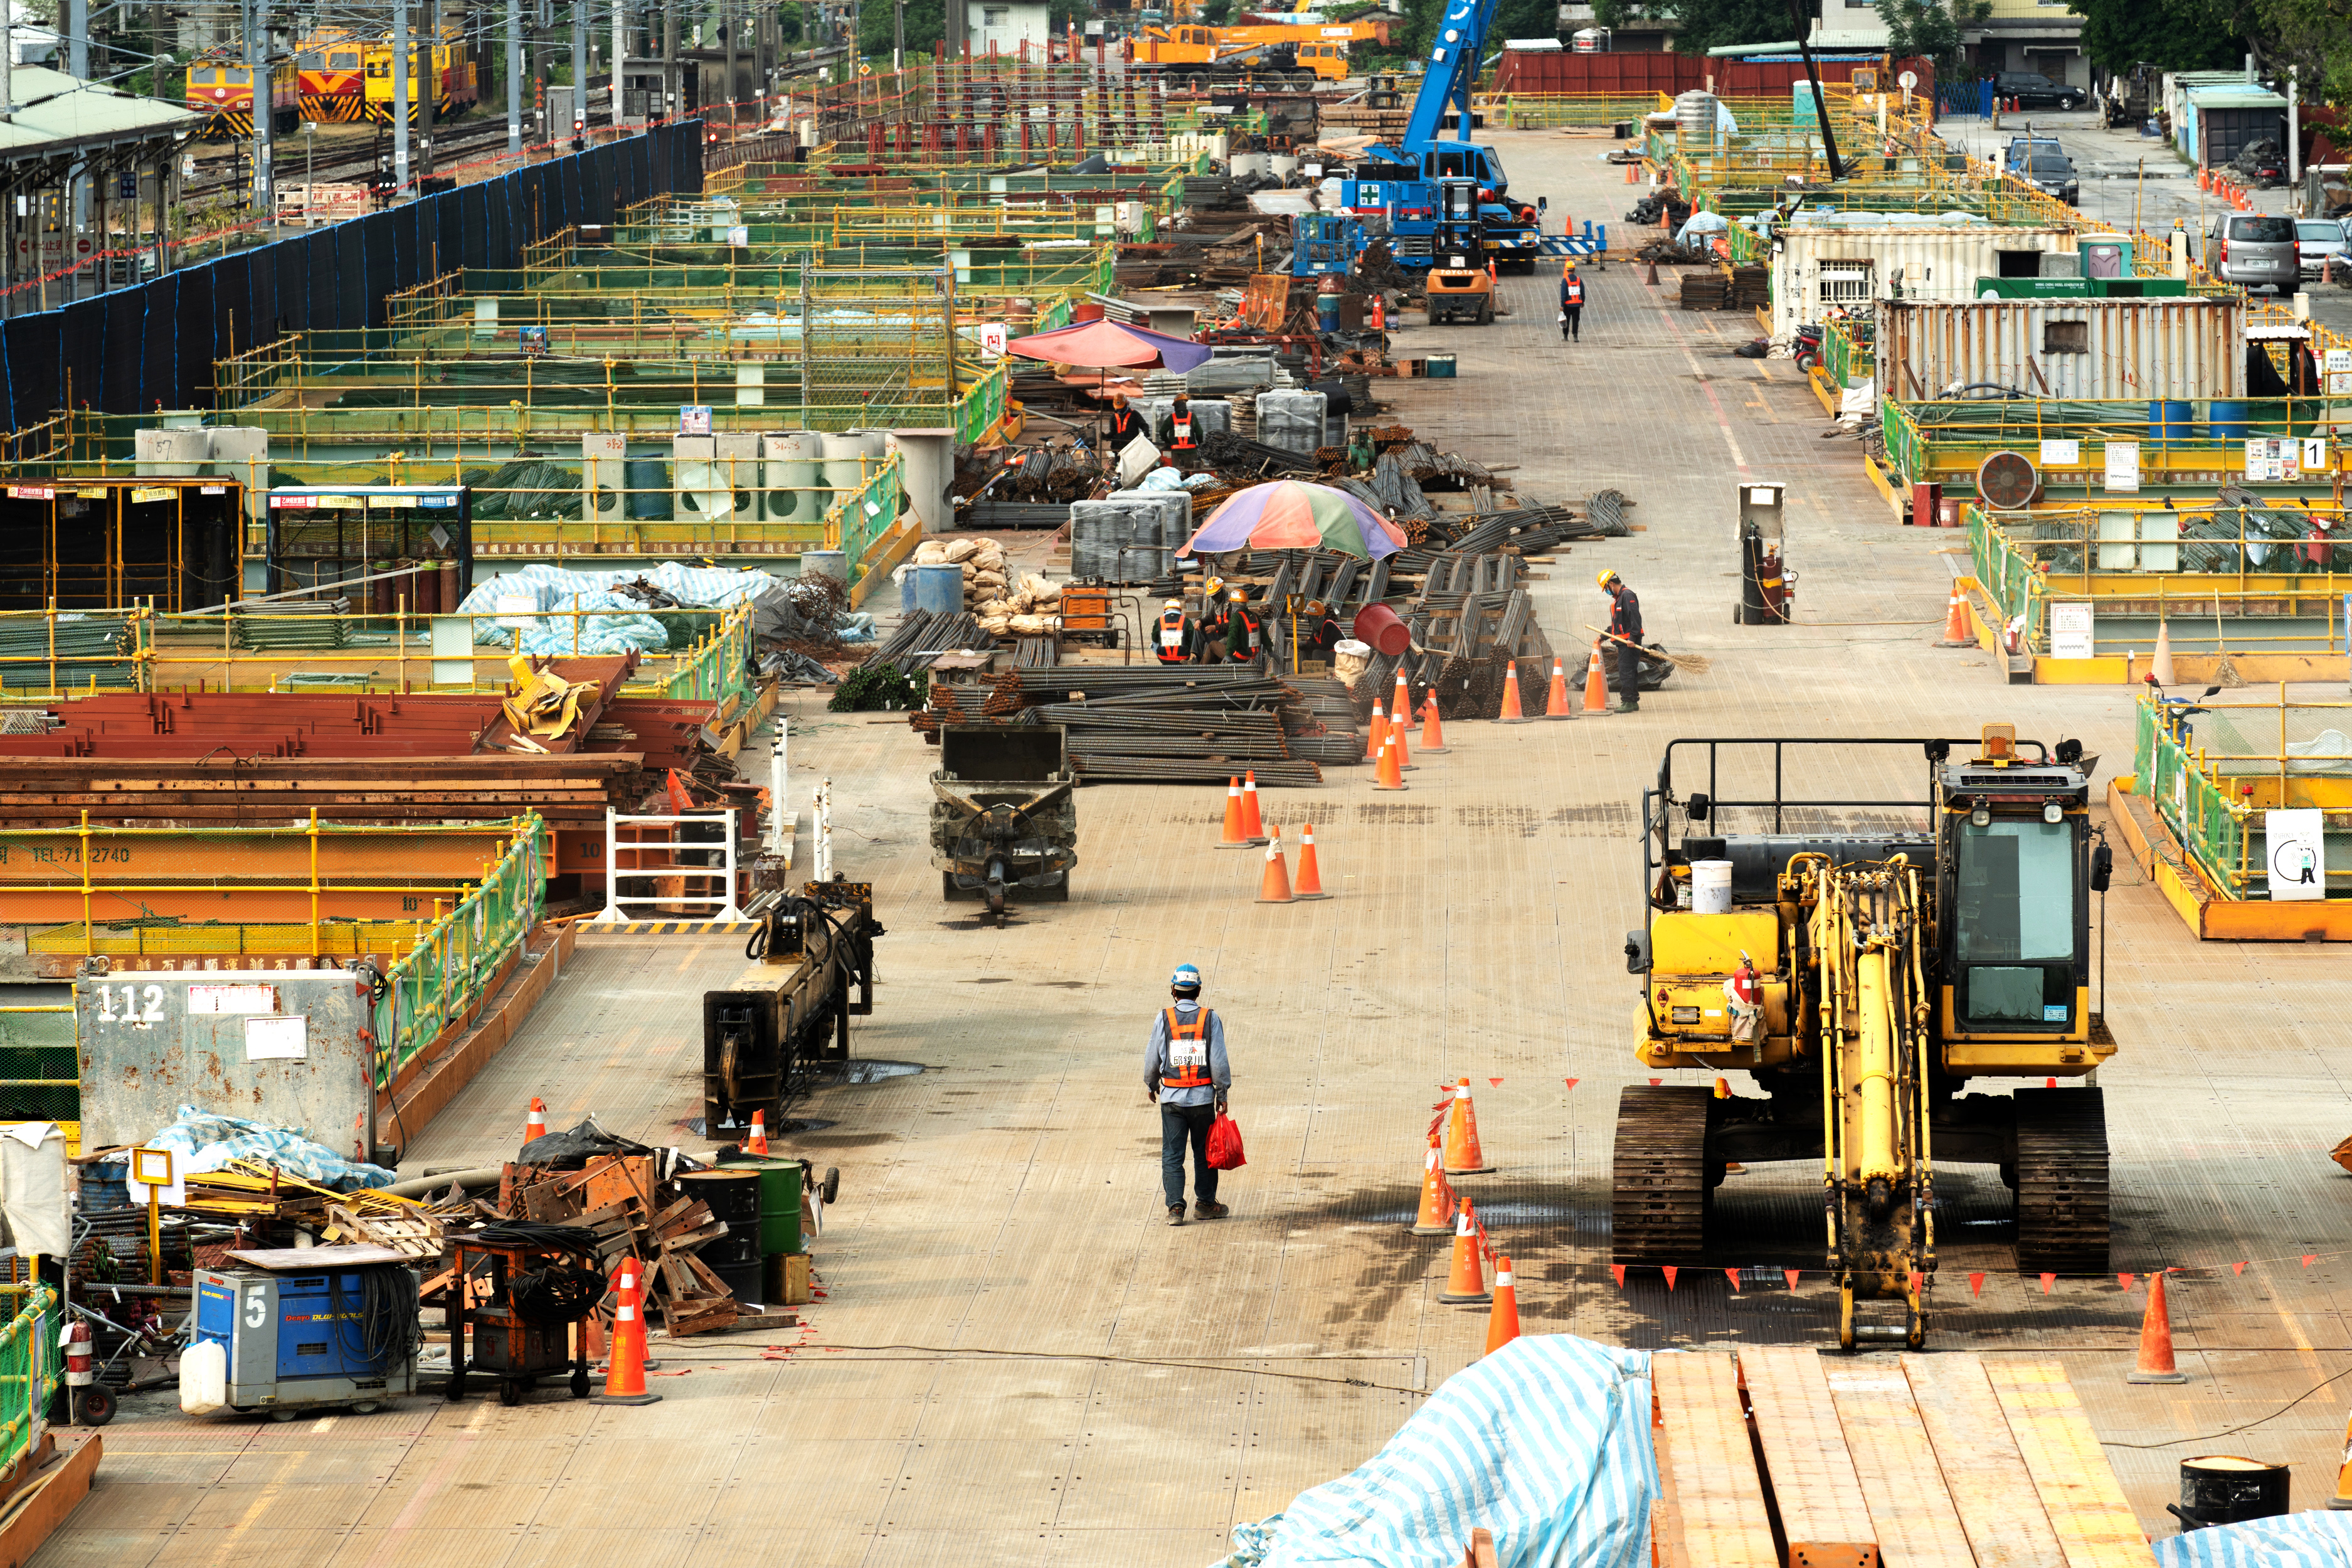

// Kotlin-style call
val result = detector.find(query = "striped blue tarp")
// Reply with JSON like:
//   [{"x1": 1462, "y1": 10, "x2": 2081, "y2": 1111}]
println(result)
[
  {"x1": 2156, "y1": 1512, "x2": 2352, "y2": 1568},
  {"x1": 1214, "y1": 1335, "x2": 1656, "y2": 1568}
]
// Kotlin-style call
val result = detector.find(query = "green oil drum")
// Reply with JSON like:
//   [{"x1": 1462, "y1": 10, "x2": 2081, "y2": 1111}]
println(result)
[{"x1": 716, "y1": 1151, "x2": 803, "y2": 1256}]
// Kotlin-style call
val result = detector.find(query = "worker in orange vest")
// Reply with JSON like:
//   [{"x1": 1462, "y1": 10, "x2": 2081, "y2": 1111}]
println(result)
[
  {"x1": 1145, "y1": 963, "x2": 1231, "y2": 1225},
  {"x1": 1560, "y1": 261, "x2": 1586, "y2": 343},
  {"x1": 1153, "y1": 598, "x2": 1195, "y2": 664}
]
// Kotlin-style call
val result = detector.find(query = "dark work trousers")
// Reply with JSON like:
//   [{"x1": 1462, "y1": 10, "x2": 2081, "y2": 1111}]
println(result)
[
  {"x1": 1560, "y1": 305, "x2": 1582, "y2": 341},
  {"x1": 1615, "y1": 640, "x2": 1642, "y2": 709},
  {"x1": 1160, "y1": 1101, "x2": 1219, "y2": 1208}
]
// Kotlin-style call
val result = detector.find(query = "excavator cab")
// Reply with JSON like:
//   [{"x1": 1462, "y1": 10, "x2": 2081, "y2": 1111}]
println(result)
[{"x1": 1615, "y1": 729, "x2": 2116, "y2": 1351}]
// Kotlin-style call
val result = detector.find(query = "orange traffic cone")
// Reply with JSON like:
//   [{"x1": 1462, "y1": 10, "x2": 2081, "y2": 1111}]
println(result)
[
  {"x1": 748, "y1": 1110, "x2": 770, "y2": 1156},
  {"x1": 591, "y1": 1258, "x2": 661, "y2": 1405},
  {"x1": 1364, "y1": 698, "x2": 1386, "y2": 761},
  {"x1": 1216, "y1": 776, "x2": 1251, "y2": 848},
  {"x1": 1939, "y1": 588, "x2": 1973, "y2": 647},
  {"x1": 1410, "y1": 1135, "x2": 1456, "y2": 1235},
  {"x1": 1392, "y1": 692, "x2": 1415, "y2": 769},
  {"x1": 1418, "y1": 691, "x2": 1448, "y2": 753},
  {"x1": 1238, "y1": 770, "x2": 1269, "y2": 844},
  {"x1": 1581, "y1": 643, "x2": 1611, "y2": 714},
  {"x1": 1624, "y1": 159, "x2": 1636, "y2": 183},
  {"x1": 2125, "y1": 1272, "x2": 2188, "y2": 1384},
  {"x1": 1293, "y1": 823, "x2": 1330, "y2": 899},
  {"x1": 1255, "y1": 825, "x2": 1295, "y2": 904},
  {"x1": 1372, "y1": 728, "x2": 1407, "y2": 790},
  {"x1": 1484, "y1": 1256, "x2": 1522, "y2": 1352},
  {"x1": 1442, "y1": 1076, "x2": 1495, "y2": 1175},
  {"x1": 1496, "y1": 660, "x2": 1532, "y2": 724},
  {"x1": 1542, "y1": 657, "x2": 1573, "y2": 719},
  {"x1": 524, "y1": 1096, "x2": 547, "y2": 1147},
  {"x1": 1437, "y1": 1200, "x2": 1491, "y2": 1303},
  {"x1": 2327, "y1": 1411, "x2": 2352, "y2": 1508},
  {"x1": 2153, "y1": 620, "x2": 2176, "y2": 686},
  {"x1": 1369, "y1": 294, "x2": 1385, "y2": 332},
  {"x1": 1391, "y1": 669, "x2": 1411, "y2": 734}
]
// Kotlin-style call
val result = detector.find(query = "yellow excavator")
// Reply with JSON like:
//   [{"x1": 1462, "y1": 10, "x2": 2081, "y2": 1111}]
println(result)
[{"x1": 1613, "y1": 726, "x2": 2117, "y2": 1348}]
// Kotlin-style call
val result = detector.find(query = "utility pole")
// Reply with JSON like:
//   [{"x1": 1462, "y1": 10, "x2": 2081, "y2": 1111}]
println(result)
[
  {"x1": 391, "y1": 0, "x2": 410, "y2": 196},
  {"x1": 659, "y1": 0, "x2": 674, "y2": 120},
  {"x1": 721, "y1": 0, "x2": 734, "y2": 129},
  {"x1": 571, "y1": 0, "x2": 588, "y2": 141},
  {"x1": 891, "y1": 0, "x2": 900, "y2": 71},
  {"x1": 506, "y1": 0, "x2": 522, "y2": 151},
  {"x1": 416, "y1": 0, "x2": 437, "y2": 178},
  {"x1": 68, "y1": 0, "x2": 87, "y2": 250},
  {"x1": 249, "y1": 0, "x2": 273, "y2": 219},
  {"x1": 610, "y1": 0, "x2": 623, "y2": 128}
]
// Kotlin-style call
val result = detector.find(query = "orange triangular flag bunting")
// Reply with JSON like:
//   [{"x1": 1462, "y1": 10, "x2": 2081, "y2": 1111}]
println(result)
[
  {"x1": 1487, "y1": 1077, "x2": 1502, "y2": 1087},
  {"x1": 2305, "y1": 1254, "x2": 2319, "y2": 1268},
  {"x1": 1725, "y1": 1269, "x2": 1740, "y2": 1291},
  {"x1": 2040, "y1": 1272, "x2": 2057, "y2": 1294},
  {"x1": 2233, "y1": 1261, "x2": 2248, "y2": 1276},
  {"x1": 1783, "y1": 1270, "x2": 1801, "y2": 1291},
  {"x1": 1968, "y1": 1272, "x2": 1986, "y2": 1297},
  {"x1": 2119, "y1": 1273, "x2": 2136, "y2": 1291},
  {"x1": 1609, "y1": 1264, "x2": 1626, "y2": 1289},
  {"x1": 1661, "y1": 1266, "x2": 1678, "y2": 1291},
  {"x1": 1647, "y1": 1077, "x2": 1661, "y2": 1086}
]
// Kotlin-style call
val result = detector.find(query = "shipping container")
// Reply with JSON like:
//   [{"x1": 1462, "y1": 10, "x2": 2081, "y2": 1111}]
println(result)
[
  {"x1": 1878, "y1": 297, "x2": 2246, "y2": 403},
  {"x1": 1769, "y1": 223, "x2": 2079, "y2": 342}
]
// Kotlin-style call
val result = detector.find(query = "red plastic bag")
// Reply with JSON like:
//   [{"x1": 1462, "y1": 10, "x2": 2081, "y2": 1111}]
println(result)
[{"x1": 1206, "y1": 1112, "x2": 1247, "y2": 1171}]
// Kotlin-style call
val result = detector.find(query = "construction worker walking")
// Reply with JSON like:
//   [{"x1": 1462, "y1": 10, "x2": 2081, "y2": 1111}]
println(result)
[
  {"x1": 1598, "y1": 569, "x2": 1643, "y2": 712},
  {"x1": 1145, "y1": 963, "x2": 1231, "y2": 1225},
  {"x1": 1559, "y1": 262, "x2": 1586, "y2": 342}
]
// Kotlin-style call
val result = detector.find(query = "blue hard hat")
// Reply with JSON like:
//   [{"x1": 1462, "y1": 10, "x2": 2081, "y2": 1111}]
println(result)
[{"x1": 1170, "y1": 963, "x2": 1202, "y2": 989}]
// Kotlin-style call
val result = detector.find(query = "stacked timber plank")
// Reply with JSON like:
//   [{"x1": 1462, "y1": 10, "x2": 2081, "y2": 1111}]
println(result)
[{"x1": 1653, "y1": 1347, "x2": 2154, "y2": 1568}]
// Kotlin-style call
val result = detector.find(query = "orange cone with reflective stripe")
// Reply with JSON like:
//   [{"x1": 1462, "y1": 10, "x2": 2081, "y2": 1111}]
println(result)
[
  {"x1": 1255, "y1": 825, "x2": 1294, "y2": 904},
  {"x1": 1238, "y1": 770, "x2": 1269, "y2": 844},
  {"x1": 1442, "y1": 1076, "x2": 1495, "y2": 1174},
  {"x1": 1409, "y1": 1135, "x2": 1455, "y2": 1235},
  {"x1": 1364, "y1": 698, "x2": 1386, "y2": 761},
  {"x1": 2125, "y1": 1271, "x2": 2188, "y2": 1384},
  {"x1": 1392, "y1": 691, "x2": 1415, "y2": 769},
  {"x1": 1437, "y1": 1200, "x2": 1491, "y2": 1303},
  {"x1": 1418, "y1": 690, "x2": 1448, "y2": 753},
  {"x1": 1939, "y1": 588, "x2": 1973, "y2": 647},
  {"x1": 1484, "y1": 1256, "x2": 1522, "y2": 1352},
  {"x1": 1582, "y1": 643, "x2": 1611, "y2": 714},
  {"x1": 1542, "y1": 657, "x2": 1573, "y2": 719},
  {"x1": 524, "y1": 1096, "x2": 546, "y2": 1148},
  {"x1": 2326, "y1": 1411, "x2": 2352, "y2": 1508},
  {"x1": 1293, "y1": 823, "x2": 1330, "y2": 899},
  {"x1": 1372, "y1": 728, "x2": 1406, "y2": 790},
  {"x1": 1496, "y1": 660, "x2": 1532, "y2": 724},
  {"x1": 591, "y1": 1258, "x2": 661, "y2": 1404},
  {"x1": 1216, "y1": 776, "x2": 1250, "y2": 848},
  {"x1": 1391, "y1": 670, "x2": 1411, "y2": 736},
  {"x1": 748, "y1": 1111, "x2": 770, "y2": 1156}
]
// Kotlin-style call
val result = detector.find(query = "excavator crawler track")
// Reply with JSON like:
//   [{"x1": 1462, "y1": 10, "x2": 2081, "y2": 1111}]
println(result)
[
  {"x1": 2013, "y1": 1086, "x2": 2110, "y2": 1276},
  {"x1": 1611, "y1": 1085, "x2": 1712, "y2": 1265}
]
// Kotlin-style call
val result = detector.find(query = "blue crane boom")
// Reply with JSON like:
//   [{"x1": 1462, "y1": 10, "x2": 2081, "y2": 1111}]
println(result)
[{"x1": 1401, "y1": 0, "x2": 1494, "y2": 151}]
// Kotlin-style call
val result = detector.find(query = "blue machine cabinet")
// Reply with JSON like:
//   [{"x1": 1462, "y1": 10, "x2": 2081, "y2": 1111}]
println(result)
[{"x1": 191, "y1": 1244, "x2": 422, "y2": 1417}]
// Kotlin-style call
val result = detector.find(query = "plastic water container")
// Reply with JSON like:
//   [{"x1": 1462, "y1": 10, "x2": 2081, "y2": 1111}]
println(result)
[
  {"x1": 1426, "y1": 354, "x2": 1457, "y2": 379},
  {"x1": 2148, "y1": 400, "x2": 2195, "y2": 448},
  {"x1": 911, "y1": 562, "x2": 965, "y2": 614},
  {"x1": 1690, "y1": 859, "x2": 1734, "y2": 914}
]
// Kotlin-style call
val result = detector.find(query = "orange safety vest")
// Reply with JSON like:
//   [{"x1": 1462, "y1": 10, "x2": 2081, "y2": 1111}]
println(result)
[
  {"x1": 1156, "y1": 608, "x2": 1189, "y2": 663},
  {"x1": 1162, "y1": 1006, "x2": 1217, "y2": 1089},
  {"x1": 1171, "y1": 411, "x2": 1195, "y2": 449},
  {"x1": 1562, "y1": 277, "x2": 1584, "y2": 306}
]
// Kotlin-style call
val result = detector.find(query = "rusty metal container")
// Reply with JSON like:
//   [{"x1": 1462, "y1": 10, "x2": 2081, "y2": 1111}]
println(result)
[
  {"x1": 1877, "y1": 296, "x2": 2245, "y2": 402},
  {"x1": 1767, "y1": 224, "x2": 2079, "y2": 342}
]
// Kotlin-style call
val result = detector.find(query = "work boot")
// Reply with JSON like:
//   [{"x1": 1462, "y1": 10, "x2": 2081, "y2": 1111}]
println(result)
[
  {"x1": 1167, "y1": 1204, "x2": 1187, "y2": 1226},
  {"x1": 1194, "y1": 1200, "x2": 1229, "y2": 1219}
]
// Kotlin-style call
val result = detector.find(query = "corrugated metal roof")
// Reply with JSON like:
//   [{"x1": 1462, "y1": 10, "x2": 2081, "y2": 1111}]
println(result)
[
  {"x1": 0, "y1": 65, "x2": 199, "y2": 159},
  {"x1": 2184, "y1": 85, "x2": 2286, "y2": 109}
]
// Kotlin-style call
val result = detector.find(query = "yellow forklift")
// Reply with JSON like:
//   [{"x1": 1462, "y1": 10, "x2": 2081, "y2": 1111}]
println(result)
[{"x1": 1613, "y1": 726, "x2": 2117, "y2": 1348}]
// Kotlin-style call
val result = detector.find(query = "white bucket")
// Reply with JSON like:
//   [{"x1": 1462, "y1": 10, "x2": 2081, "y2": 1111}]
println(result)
[{"x1": 1690, "y1": 860, "x2": 1734, "y2": 914}]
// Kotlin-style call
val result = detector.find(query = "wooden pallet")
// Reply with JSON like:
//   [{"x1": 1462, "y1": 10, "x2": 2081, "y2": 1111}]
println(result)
[{"x1": 1653, "y1": 1348, "x2": 2153, "y2": 1568}]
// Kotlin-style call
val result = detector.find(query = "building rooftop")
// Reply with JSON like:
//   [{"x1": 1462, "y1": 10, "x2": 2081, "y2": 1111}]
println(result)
[{"x1": 0, "y1": 63, "x2": 201, "y2": 162}]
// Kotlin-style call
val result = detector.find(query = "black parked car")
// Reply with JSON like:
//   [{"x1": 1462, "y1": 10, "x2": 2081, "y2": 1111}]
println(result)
[
  {"x1": 2020, "y1": 152, "x2": 2081, "y2": 207},
  {"x1": 1992, "y1": 71, "x2": 2087, "y2": 110},
  {"x1": 2233, "y1": 136, "x2": 2287, "y2": 189}
]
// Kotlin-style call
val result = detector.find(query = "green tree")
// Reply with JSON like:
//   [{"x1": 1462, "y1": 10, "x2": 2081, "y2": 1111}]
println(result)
[
  {"x1": 1873, "y1": 0, "x2": 1990, "y2": 74},
  {"x1": 2243, "y1": 0, "x2": 2351, "y2": 106},
  {"x1": 1651, "y1": 0, "x2": 1792, "y2": 56},
  {"x1": 2067, "y1": 0, "x2": 2243, "y2": 73}
]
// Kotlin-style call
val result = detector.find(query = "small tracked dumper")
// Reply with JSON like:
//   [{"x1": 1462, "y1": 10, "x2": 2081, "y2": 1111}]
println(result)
[{"x1": 930, "y1": 725, "x2": 1078, "y2": 916}]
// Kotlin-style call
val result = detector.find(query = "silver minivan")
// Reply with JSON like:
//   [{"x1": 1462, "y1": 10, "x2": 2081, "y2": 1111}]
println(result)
[{"x1": 2201, "y1": 213, "x2": 2299, "y2": 292}]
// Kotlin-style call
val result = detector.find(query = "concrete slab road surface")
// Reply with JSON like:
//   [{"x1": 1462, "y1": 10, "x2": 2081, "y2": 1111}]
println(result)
[{"x1": 41, "y1": 130, "x2": 2352, "y2": 1568}]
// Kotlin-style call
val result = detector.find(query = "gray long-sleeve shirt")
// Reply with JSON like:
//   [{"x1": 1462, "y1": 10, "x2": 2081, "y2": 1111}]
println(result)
[{"x1": 1144, "y1": 1000, "x2": 1231, "y2": 1107}]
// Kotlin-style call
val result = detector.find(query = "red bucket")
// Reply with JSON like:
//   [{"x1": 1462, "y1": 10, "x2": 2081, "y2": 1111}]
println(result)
[{"x1": 1352, "y1": 602, "x2": 1411, "y2": 657}]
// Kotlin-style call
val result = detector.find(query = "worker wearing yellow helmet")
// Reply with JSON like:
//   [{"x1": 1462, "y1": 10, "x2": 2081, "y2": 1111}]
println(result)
[
  {"x1": 1598, "y1": 569, "x2": 1643, "y2": 712},
  {"x1": 1155, "y1": 596, "x2": 1195, "y2": 665},
  {"x1": 1195, "y1": 577, "x2": 1231, "y2": 664}
]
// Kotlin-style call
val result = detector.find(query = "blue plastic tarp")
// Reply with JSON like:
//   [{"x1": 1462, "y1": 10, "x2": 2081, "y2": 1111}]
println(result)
[
  {"x1": 1216, "y1": 1335, "x2": 1656, "y2": 1568},
  {"x1": 145, "y1": 1104, "x2": 398, "y2": 1192},
  {"x1": 2156, "y1": 1513, "x2": 2352, "y2": 1568}
]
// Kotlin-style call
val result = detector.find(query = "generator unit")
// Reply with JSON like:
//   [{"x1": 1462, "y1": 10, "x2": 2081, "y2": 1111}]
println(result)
[{"x1": 184, "y1": 1245, "x2": 423, "y2": 1418}]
